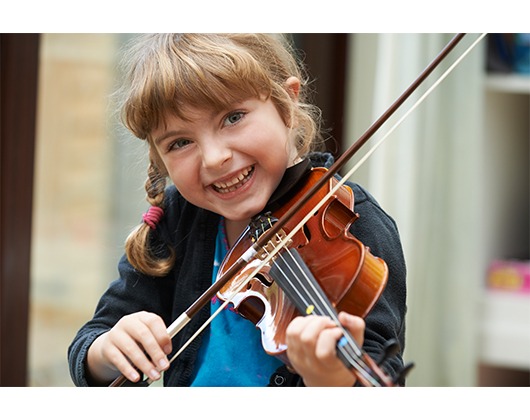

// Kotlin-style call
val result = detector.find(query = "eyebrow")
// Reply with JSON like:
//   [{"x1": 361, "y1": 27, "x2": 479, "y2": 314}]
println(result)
[
  {"x1": 153, "y1": 101, "x2": 249, "y2": 145},
  {"x1": 153, "y1": 130, "x2": 181, "y2": 146}
]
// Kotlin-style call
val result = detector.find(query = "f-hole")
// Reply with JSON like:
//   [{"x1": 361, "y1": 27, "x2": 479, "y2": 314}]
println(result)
[
  {"x1": 300, "y1": 223, "x2": 312, "y2": 246},
  {"x1": 252, "y1": 272, "x2": 273, "y2": 288}
]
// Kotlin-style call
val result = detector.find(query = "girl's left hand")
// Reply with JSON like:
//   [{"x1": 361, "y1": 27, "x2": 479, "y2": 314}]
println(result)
[{"x1": 285, "y1": 311, "x2": 365, "y2": 387}]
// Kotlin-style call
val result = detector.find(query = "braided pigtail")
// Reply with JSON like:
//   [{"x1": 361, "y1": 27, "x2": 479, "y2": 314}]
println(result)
[{"x1": 125, "y1": 154, "x2": 176, "y2": 277}]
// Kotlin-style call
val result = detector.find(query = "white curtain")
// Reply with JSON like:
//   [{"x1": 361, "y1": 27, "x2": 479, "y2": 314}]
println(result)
[{"x1": 342, "y1": 34, "x2": 486, "y2": 386}]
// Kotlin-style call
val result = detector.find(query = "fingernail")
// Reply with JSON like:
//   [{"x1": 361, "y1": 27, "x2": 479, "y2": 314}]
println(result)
[
  {"x1": 158, "y1": 358, "x2": 169, "y2": 369},
  {"x1": 150, "y1": 369, "x2": 161, "y2": 381},
  {"x1": 164, "y1": 345, "x2": 172, "y2": 354}
]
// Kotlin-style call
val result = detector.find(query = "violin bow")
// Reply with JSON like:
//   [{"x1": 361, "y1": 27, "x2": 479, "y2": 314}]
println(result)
[{"x1": 110, "y1": 33, "x2": 485, "y2": 387}]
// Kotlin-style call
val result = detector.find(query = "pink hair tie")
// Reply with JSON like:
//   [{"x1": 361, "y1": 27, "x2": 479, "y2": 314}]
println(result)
[{"x1": 142, "y1": 206, "x2": 164, "y2": 230}]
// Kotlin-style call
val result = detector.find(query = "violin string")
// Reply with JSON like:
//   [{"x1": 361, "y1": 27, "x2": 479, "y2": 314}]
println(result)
[
  {"x1": 273, "y1": 247, "x2": 356, "y2": 349},
  {"x1": 288, "y1": 250, "x2": 364, "y2": 355},
  {"x1": 275, "y1": 249, "x2": 381, "y2": 387},
  {"x1": 271, "y1": 249, "x2": 363, "y2": 355},
  {"x1": 270, "y1": 247, "x2": 380, "y2": 386}
]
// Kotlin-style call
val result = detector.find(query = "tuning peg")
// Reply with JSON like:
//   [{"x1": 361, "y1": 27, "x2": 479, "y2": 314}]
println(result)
[
  {"x1": 393, "y1": 362, "x2": 415, "y2": 385},
  {"x1": 376, "y1": 338, "x2": 401, "y2": 365}
]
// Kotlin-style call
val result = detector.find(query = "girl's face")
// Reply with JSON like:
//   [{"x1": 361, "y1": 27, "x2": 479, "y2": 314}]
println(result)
[{"x1": 152, "y1": 95, "x2": 299, "y2": 223}]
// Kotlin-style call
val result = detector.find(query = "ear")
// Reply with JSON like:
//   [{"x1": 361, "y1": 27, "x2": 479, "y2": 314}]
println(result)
[{"x1": 285, "y1": 76, "x2": 300, "y2": 101}]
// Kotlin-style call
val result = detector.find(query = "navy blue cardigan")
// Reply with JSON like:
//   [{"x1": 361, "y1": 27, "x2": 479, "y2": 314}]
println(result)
[{"x1": 68, "y1": 153, "x2": 407, "y2": 387}]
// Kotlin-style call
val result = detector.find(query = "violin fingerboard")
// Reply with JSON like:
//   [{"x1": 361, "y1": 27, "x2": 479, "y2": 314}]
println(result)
[{"x1": 269, "y1": 248, "x2": 334, "y2": 318}]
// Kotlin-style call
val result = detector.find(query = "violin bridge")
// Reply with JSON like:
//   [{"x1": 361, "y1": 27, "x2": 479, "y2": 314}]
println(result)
[{"x1": 258, "y1": 230, "x2": 291, "y2": 260}]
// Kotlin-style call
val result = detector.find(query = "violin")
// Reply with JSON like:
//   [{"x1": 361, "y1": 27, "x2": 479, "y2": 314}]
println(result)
[
  {"x1": 219, "y1": 167, "x2": 387, "y2": 328},
  {"x1": 217, "y1": 166, "x2": 396, "y2": 386},
  {"x1": 110, "y1": 33, "x2": 484, "y2": 387}
]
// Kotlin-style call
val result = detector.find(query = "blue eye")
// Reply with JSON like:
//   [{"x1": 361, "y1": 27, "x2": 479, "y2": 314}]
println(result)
[
  {"x1": 225, "y1": 111, "x2": 244, "y2": 126},
  {"x1": 169, "y1": 138, "x2": 192, "y2": 151}
]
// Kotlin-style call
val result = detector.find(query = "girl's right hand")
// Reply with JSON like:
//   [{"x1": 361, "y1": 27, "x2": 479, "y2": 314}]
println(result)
[{"x1": 86, "y1": 311, "x2": 172, "y2": 385}]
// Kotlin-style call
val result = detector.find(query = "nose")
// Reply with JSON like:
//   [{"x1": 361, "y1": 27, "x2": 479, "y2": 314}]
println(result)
[{"x1": 201, "y1": 137, "x2": 232, "y2": 170}]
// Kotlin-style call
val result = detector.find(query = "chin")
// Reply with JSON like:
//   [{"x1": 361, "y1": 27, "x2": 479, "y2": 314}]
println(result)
[{"x1": 226, "y1": 207, "x2": 264, "y2": 222}]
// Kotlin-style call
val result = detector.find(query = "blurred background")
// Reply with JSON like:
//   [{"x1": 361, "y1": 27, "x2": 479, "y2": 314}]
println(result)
[{"x1": 1, "y1": 33, "x2": 529, "y2": 387}]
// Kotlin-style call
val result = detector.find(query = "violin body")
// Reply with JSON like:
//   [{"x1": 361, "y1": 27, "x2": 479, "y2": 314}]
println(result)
[{"x1": 217, "y1": 167, "x2": 389, "y2": 362}]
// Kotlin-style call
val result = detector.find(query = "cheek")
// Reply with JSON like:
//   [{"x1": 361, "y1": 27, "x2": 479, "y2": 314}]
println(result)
[
  {"x1": 170, "y1": 167, "x2": 193, "y2": 189},
  {"x1": 254, "y1": 124, "x2": 294, "y2": 161},
  {"x1": 165, "y1": 159, "x2": 198, "y2": 196},
  {"x1": 170, "y1": 174, "x2": 204, "y2": 208}
]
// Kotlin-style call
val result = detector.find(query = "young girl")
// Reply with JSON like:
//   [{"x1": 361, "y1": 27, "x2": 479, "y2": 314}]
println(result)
[{"x1": 68, "y1": 33, "x2": 407, "y2": 387}]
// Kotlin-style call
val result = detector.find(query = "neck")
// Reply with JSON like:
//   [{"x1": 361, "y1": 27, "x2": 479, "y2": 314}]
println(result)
[{"x1": 224, "y1": 218, "x2": 250, "y2": 248}]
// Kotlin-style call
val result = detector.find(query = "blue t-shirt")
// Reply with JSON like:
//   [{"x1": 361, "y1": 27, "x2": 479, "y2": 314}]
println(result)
[{"x1": 190, "y1": 218, "x2": 283, "y2": 386}]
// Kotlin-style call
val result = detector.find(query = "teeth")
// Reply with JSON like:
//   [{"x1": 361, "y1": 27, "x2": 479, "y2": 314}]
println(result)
[{"x1": 213, "y1": 166, "x2": 253, "y2": 192}]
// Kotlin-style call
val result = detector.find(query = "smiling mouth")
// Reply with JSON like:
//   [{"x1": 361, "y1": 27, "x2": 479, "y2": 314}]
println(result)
[{"x1": 212, "y1": 166, "x2": 255, "y2": 194}]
